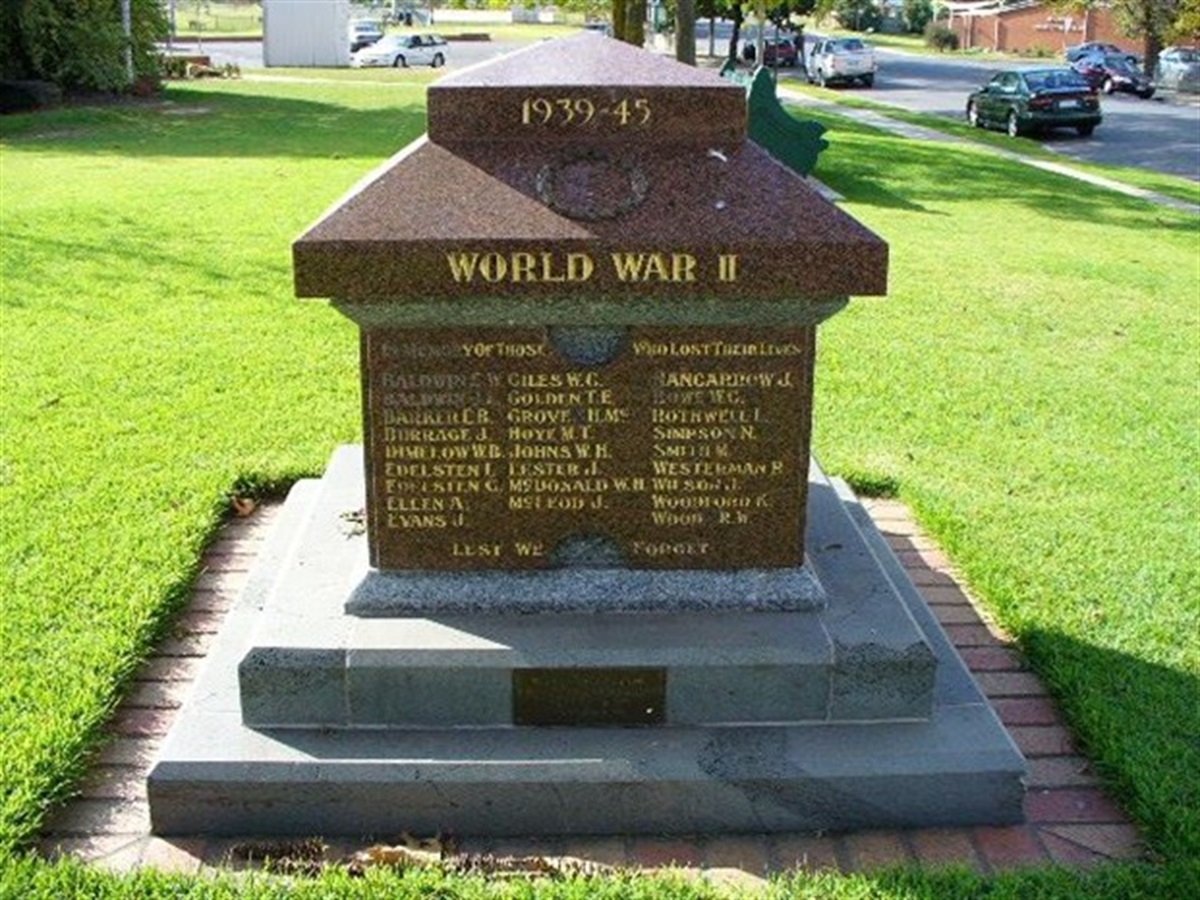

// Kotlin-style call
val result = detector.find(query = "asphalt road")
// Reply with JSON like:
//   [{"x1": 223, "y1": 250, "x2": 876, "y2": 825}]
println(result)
[
  {"x1": 778, "y1": 46, "x2": 1200, "y2": 181},
  {"x1": 172, "y1": 37, "x2": 1200, "y2": 181}
]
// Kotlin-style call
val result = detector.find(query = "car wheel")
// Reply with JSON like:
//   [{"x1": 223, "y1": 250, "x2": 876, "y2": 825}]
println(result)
[
  {"x1": 431, "y1": 52, "x2": 444, "y2": 68},
  {"x1": 1076, "y1": 123, "x2": 1096, "y2": 137},
  {"x1": 393, "y1": 55, "x2": 406, "y2": 68},
  {"x1": 1006, "y1": 110, "x2": 1021, "y2": 137},
  {"x1": 967, "y1": 102, "x2": 981, "y2": 128},
  {"x1": 861, "y1": 74, "x2": 874, "y2": 88},
  {"x1": 1102, "y1": 77, "x2": 1115, "y2": 94},
  {"x1": 1139, "y1": 88, "x2": 1155, "y2": 99}
]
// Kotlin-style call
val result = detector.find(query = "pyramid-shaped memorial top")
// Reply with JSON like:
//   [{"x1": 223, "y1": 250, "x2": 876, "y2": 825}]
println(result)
[
  {"x1": 293, "y1": 33, "x2": 888, "y2": 309},
  {"x1": 427, "y1": 32, "x2": 745, "y2": 146}
]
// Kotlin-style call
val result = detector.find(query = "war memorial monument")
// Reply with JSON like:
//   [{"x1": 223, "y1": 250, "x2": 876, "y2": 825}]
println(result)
[{"x1": 148, "y1": 33, "x2": 1026, "y2": 836}]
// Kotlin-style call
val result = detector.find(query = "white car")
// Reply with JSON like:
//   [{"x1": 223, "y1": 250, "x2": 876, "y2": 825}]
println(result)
[
  {"x1": 347, "y1": 20, "x2": 383, "y2": 53},
  {"x1": 351, "y1": 33, "x2": 447, "y2": 68},
  {"x1": 805, "y1": 37, "x2": 877, "y2": 88}
]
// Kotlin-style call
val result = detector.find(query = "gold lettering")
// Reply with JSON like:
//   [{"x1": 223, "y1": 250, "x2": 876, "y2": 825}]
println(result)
[
  {"x1": 510, "y1": 252, "x2": 537, "y2": 282},
  {"x1": 610, "y1": 252, "x2": 698, "y2": 283}
]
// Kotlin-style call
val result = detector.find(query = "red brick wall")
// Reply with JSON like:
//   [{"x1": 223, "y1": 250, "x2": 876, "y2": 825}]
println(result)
[{"x1": 949, "y1": 5, "x2": 1136, "y2": 57}]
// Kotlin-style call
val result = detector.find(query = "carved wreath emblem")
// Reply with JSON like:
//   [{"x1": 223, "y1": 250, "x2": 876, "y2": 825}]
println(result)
[{"x1": 535, "y1": 149, "x2": 648, "y2": 221}]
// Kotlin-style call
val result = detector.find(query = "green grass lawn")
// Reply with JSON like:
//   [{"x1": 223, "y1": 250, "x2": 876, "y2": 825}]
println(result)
[
  {"x1": 802, "y1": 110, "x2": 1199, "y2": 863},
  {"x1": 1, "y1": 73, "x2": 1198, "y2": 897},
  {"x1": 173, "y1": 0, "x2": 263, "y2": 38}
]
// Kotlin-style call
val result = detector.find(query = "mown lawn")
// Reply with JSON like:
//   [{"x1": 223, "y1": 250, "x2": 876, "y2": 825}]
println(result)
[
  {"x1": 1, "y1": 73, "x2": 1198, "y2": 897},
  {"x1": 800, "y1": 108, "x2": 1199, "y2": 864}
]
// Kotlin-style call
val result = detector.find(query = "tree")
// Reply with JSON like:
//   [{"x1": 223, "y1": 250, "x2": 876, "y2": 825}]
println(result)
[
  {"x1": 677, "y1": 0, "x2": 697, "y2": 64},
  {"x1": 1168, "y1": 0, "x2": 1200, "y2": 41},
  {"x1": 902, "y1": 0, "x2": 934, "y2": 34},
  {"x1": 612, "y1": 0, "x2": 647, "y2": 45},
  {"x1": 831, "y1": 0, "x2": 882, "y2": 32},
  {"x1": 1114, "y1": 0, "x2": 1179, "y2": 74},
  {"x1": 2, "y1": 0, "x2": 166, "y2": 91},
  {"x1": 1048, "y1": 0, "x2": 1179, "y2": 78}
]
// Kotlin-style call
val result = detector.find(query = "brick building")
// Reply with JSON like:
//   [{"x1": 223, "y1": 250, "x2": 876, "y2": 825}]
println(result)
[{"x1": 942, "y1": 1, "x2": 1137, "y2": 57}]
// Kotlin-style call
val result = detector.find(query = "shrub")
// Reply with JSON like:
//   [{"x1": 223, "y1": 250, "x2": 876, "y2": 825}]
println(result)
[{"x1": 924, "y1": 21, "x2": 960, "y2": 52}]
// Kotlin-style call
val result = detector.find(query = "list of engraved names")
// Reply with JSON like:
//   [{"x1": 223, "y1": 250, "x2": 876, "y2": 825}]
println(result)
[{"x1": 365, "y1": 328, "x2": 812, "y2": 570}]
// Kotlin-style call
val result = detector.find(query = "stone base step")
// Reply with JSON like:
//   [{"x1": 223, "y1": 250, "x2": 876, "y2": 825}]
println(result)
[
  {"x1": 150, "y1": 705, "x2": 1025, "y2": 836},
  {"x1": 236, "y1": 447, "x2": 939, "y2": 728},
  {"x1": 147, "y1": 446, "x2": 1025, "y2": 836}
]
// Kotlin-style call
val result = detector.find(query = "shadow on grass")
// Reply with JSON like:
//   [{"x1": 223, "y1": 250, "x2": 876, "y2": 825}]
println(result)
[
  {"x1": 0, "y1": 86, "x2": 427, "y2": 162},
  {"x1": 0, "y1": 226, "x2": 283, "y2": 314},
  {"x1": 1017, "y1": 625, "x2": 1200, "y2": 862}
]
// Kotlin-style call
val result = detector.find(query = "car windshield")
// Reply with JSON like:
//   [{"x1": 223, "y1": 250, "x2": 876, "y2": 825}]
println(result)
[
  {"x1": 1173, "y1": 49, "x2": 1199, "y2": 62},
  {"x1": 1024, "y1": 69, "x2": 1089, "y2": 90},
  {"x1": 1104, "y1": 55, "x2": 1137, "y2": 71},
  {"x1": 832, "y1": 39, "x2": 865, "y2": 52}
]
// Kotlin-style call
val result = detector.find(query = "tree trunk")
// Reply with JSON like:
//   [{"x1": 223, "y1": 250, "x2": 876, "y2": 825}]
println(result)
[
  {"x1": 676, "y1": 0, "x2": 696, "y2": 65},
  {"x1": 612, "y1": 0, "x2": 627, "y2": 42},
  {"x1": 727, "y1": 6, "x2": 745, "y2": 65},
  {"x1": 624, "y1": 0, "x2": 647, "y2": 48}
]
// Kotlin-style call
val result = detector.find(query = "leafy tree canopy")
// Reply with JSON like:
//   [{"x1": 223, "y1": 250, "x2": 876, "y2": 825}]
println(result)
[{"x1": 2, "y1": 0, "x2": 166, "y2": 92}]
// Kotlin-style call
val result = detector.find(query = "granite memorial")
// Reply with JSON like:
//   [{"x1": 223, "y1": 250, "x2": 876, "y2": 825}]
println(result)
[{"x1": 149, "y1": 34, "x2": 1026, "y2": 835}]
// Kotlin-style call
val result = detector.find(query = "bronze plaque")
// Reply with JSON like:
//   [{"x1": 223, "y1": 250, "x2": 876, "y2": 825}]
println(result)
[
  {"x1": 363, "y1": 325, "x2": 813, "y2": 571},
  {"x1": 513, "y1": 668, "x2": 666, "y2": 726}
]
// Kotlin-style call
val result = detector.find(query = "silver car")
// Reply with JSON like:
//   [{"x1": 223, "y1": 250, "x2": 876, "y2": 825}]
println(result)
[
  {"x1": 1155, "y1": 46, "x2": 1200, "y2": 93},
  {"x1": 351, "y1": 33, "x2": 447, "y2": 68},
  {"x1": 805, "y1": 37, "x2": 877, "y2": 88}
]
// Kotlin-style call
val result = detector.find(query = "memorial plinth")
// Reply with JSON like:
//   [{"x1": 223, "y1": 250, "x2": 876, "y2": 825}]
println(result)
[{"x1": 149, "y1": 34, "x2": 1026, "y2": 836}]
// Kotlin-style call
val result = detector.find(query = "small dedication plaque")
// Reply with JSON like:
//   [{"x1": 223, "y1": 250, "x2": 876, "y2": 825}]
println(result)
[
  {"x1": 513, "y1": 668, "x2": 667, "y2": 726},
  {"x1": 364, "y1": 325, "x2": 813, "y2": 571}
]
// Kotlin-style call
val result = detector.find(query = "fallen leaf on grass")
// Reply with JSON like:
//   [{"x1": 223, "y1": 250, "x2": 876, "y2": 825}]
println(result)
[
  {"x1": 347, "y1": 841, "x2": 616, "y2": 880},
  {"x1": 231, "y1": 496, "x2": 257, "y2": 517}
]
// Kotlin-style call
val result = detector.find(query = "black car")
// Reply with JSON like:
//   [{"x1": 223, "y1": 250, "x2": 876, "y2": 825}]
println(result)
[
  {"x1": 1065, "y1": 42, "x2": 1138, "y2": 65},
  {"x1": 1072, "y1": 53, "x2": 1155, "y2": 98},
  {"x1": 966, "y1": 68, "x2": 1101, "y2": 138}
]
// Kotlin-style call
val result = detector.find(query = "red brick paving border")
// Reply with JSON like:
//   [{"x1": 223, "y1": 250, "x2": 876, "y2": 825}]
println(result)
[{"x1": 37, "y1": 497, "x2": 1147, "y2": 884}]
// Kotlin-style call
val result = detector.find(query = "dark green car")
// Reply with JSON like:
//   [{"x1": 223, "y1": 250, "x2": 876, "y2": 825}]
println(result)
[{"x1": 966, "y1": 68, "x2": 1102, "y2": 138}]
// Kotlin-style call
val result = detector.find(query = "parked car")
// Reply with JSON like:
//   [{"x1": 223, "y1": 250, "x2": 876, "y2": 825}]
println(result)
[
  {"x1": 1155, "y1": 46, "x2": 1200, "y2": 92},
  {"x1": 1071, "y1": 53, "x2": 1155, "y2": 98},
  {"x1": 351, "y1": 33, "x2": 447, "y2": 68},
  {"x1": 347, "y1": 20, "x2": 384, "y2": 54},
  {"x1": 1065, "y1": 42, "x2": 1138, "y2": 65},
  {"x1": 805, "y1": 37, "x2": 877, "y2": 88},
  {"x1": 762, "y1": 37, "x2": 800, "y2": 67},
  {"x1": 966, "y1": 68, "x2": 1101, "y2": 137},
  {"x1": 744, "y1": 36, "x2": 799, "y2": 67}
]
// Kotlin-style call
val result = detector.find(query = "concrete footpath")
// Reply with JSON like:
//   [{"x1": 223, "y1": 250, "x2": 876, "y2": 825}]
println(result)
[{"x1": 39, "y1": 499, "x2": 1144, "y2": 888}]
